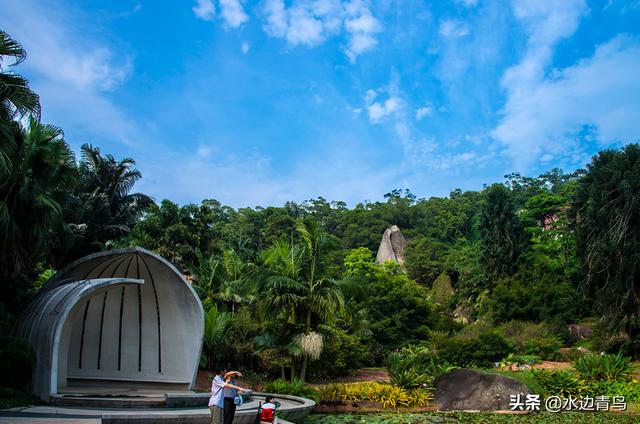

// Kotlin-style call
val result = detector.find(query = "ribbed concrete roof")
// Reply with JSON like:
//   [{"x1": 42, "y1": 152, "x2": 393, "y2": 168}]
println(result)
[{"x1": 15, "y1": 248, "x2": 204, "y2": 401}]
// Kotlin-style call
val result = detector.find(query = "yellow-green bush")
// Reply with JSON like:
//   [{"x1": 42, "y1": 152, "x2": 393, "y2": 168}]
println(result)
[{"x1": 318, "y1": 381, "x2": 433, "y2": 408}]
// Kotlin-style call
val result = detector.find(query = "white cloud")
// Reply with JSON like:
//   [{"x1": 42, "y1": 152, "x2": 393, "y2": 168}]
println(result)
[
  {"x1": 415, "y1": 106, "x2": 433, "y2": 120},
  {"x1": 503, "y1": 0, "x2": 587, "y2": 88},
  {"x1": 0, "y1": 0, "x2": 138, "y2": 145},
  {"x1": 427, "y1": 150, "x2": 495, "y2": 171},
  {"x1": 364, "y1": 83, "x2": 403, "y2": 124},
  {"x1": 261, "y1": 0, "x2": 380, "y2": 60},
  {"x1": 363, "y1": 75, "x2": 495, "y2": 171},
  {"x1": 3, "y1": 7, "x2": 131, "y2": 93},
  {"x1": 219, "y1": 0, "x2": 249, "y2": 28},
  {"x1": 363, "y1": 77, "x2": 440, "y2": 167},
  {"x1": 193, "y1": 0, "x2": 215, "y2": 21},
  {"x1": 368, "y1": 97, "x2": 402, "y2": 123},
  {"x1": 286, "y1": 5, "x2": 325, "y2": 45},
  {"x1": 439, "y1": 19, "x2": 470, "y2": 38},
  {"x1": 241, "y1": 41, "x2": 250, "y2": 54},
  {"x1": 364, "y1": 89, "x2": 377, "y2": 104},
  {"x1": 263, "y1": 0, "x2": 288, "y2": 37},
  {"x1": 493, "y1": 36, "x2": 640, "y2": 167},
  {"x1": 344, "y1": 0, "x2": 381, "y2": 62},
  {"x1": 492, "y1": 0, "x2": 640, "y2": 168}
]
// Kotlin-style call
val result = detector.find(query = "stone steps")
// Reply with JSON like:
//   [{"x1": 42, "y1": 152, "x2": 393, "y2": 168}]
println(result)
[{"x1": 50, "y1": 395, "x2": 167, "y2": 408}]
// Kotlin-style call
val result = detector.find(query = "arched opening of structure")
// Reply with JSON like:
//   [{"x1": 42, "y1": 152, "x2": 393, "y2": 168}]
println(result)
[{"x1": 16, "y1": 248, "x2": 204, "y2": 400}]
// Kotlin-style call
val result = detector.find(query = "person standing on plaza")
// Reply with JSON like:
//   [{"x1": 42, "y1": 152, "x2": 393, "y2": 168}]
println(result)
[
  {"x1": 209, "y1": 368, "x2": 247, "y2": 424},
  {"x1": 223, "y1": 371, "x2": 243, "y2": 424}
]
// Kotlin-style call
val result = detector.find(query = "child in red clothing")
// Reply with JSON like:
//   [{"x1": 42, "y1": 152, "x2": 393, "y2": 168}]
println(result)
[{"x1": 259, "y1": 395, "x2": 277, "y2": 423}]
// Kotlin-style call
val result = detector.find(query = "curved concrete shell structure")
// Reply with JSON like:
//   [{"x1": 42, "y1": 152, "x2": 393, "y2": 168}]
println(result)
[{"x1": 15, "y1": 247, "x2": 204, "y2": 401}]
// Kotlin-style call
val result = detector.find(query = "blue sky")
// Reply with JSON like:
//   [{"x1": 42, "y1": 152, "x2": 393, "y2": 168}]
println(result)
[{"x1": 1, "y1": 0, "x2": 639, "y2": 207}]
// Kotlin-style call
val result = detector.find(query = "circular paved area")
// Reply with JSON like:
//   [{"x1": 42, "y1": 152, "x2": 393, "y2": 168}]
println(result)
[{"x1": 0, "y1": 393, "x2": 313, "y2": 424}]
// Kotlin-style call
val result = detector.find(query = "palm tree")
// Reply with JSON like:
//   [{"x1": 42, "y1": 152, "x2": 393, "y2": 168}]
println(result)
[
  {"x1": 0, "y1": 118, "x2": 75, "y2": 284},
  {"x1": 253, "y1": 325, "x2": 302, "y2": 381},
  {"x1": 190, "y1": 249, "x2": 225, "y2": 301},
  {"x1": 61, "y1": 144, "x2": 153, "y2": 260},
  {"x1": 0, "y1": 31, "x2": 40, "y2": 189},
  {"x1": 216, "y1": 249, "x2": 257, "y2": 313},
  {"x1": 203, "y1": 305, "x2": 232, "y2": 370},
  {"x1": 259, "y1": 218, "x2": 343, "y2": 381},
  {"x1": 0, "y1": 31, "x2": 40, "y2": 121}
]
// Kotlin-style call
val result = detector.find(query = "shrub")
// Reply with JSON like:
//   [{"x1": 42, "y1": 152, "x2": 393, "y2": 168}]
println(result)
[
  {"x1": 404, "y1": 237, "x2": 448, "y2": 287},
  {"x1": 556, "y1": 347, "x2": 589, "y2": 363},
  {"x1": 263, "y1": 379, "x2": 319, "y2": 401},
  {"x1": 453, "y1": 320, "x2": 494, "y2": 341},
  {"x1": 587, "y1": 379, "x2": 640, "y2": 402},
  {"x1": 367, "y1": 262, "x2": 451, "y2": 350},
  {"x1": 498, "y1": 353, "x2": 541, "y2": 368},
  {"x1": 0, "y1": 387, "x2": 41, "y2": 409},
  {"x1": 523, "y1": 336, "x2": 563, "y2": 360},
  {"x1": 437, "y1": 331, "x2": 513, "y2": 368},
  {"x1": 388, "y1": 366, "x2": 428, "y2": 390},
  {"x1": 499, "y1": 321, "x2": 556, "y2": 351},
  {"x1": 0, "y1": 336, "x2": 35, "y2": 389},
  {"x1": 572, "y1": 352, "x2": 633, "y2": 382},
  {"x1": 387, "y1": 345, "x2": 453, "y2": 389},
  {"x1": 318, "y1": 382, "x2": 433, "y2": 408},
  {"x1": 530, "y1": 369, "x2": 587, "y2": 397},
  {"x1": 309, "y1": 327, "x2": 370, "y2": 379},
  {"x1": 488, "y1": 277, "x2": 580, "y2": 325}
]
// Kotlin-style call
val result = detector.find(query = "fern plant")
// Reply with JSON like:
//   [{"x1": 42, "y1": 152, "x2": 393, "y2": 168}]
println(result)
[
  {"x1": 531, "y1": 369, "x2": 588, "y2": 397},
  {"x1": 572, "y1": 352, "x2": 632, "y2": 382}
]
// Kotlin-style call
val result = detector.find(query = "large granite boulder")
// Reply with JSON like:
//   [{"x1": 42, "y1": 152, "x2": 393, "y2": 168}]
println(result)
[
  {"x1": 568, "y1": 324, "x2": 593, "y2": 341},
  {"x1": 375, "y1": 225, "x2": 407, "y2": 264},
  {"x1": 435, "y1": 368, "x2": 532, "y2": 411}
]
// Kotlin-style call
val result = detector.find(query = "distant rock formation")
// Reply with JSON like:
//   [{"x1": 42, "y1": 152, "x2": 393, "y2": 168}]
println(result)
[
  {"x1": 568, "y1": 324, "x2": 593, "y2": 341},
  {"x1": 375, "y1": 225, "x2": 407, "y2": 264},
  {"x1": 430, "y1": 272, "x2": 455, "y2": 305}
]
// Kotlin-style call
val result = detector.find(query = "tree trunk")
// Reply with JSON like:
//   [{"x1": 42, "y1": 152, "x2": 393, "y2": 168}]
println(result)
[
  {"x1": 281, "y1": 365, "x2": 286, "y2": 380},
  {"x1": 290, "y1": 364, "x2": 296, "y2": 382},
  {"x1": 300, "y1": 310, "x2": 312, "y2": 381},
  {"x1": 300, "y1": 353, "x2": 308, "y2": 382}
]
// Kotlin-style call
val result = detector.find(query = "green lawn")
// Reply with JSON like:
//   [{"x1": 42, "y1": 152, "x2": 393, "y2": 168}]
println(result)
[{"x1": 303, "y1": 412, "x2": 640, "y2": 423}]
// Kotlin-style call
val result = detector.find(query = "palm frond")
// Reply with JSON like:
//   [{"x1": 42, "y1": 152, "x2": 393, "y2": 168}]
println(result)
[{"x1": 0, "y1": 31, "x2": 26, "y2": 65}]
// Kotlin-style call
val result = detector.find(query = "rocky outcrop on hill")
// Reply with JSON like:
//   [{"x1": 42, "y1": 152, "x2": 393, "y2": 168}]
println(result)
[
  {"x1": 430, "y1": 272, "x2": 455, "y2": 305},
  {"x1": 435, "y1": 368, "x2": 532, "y2": 411},
  {"x1": 375, "y1": 225, "x2": 407, "y2": 264}
]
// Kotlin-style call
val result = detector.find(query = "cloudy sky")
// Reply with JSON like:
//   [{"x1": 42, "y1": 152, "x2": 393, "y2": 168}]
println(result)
[{"x1": 1, "y1": 0, "x2": 639, "y2": 207}]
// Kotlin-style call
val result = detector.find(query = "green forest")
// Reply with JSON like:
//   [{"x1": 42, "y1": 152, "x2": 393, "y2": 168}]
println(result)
[{"x1": 2, "y1": 29, "x2": 640, "y2": 401}]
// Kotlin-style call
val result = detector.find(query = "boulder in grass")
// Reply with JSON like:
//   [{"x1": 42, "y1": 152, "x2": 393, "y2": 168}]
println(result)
[{"x1": 434, "y1": 368, "x2": 532, "y2": 411}]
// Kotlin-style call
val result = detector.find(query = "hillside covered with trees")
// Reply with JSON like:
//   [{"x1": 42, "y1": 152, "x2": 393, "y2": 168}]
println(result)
[{"x1": 2, "y1": 29, "x2": 640, "y2": 390}]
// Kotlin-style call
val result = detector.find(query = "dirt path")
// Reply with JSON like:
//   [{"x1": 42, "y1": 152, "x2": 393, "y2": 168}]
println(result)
[
  {"x1": 530, "y1": 361, "x2": 572, "y2": 370},
  {"x1": 308, "y1": 368, "x2": 390, "y2": 387}
]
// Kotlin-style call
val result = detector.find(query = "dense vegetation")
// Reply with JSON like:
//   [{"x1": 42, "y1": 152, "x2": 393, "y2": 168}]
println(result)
[
  {"x1": 2, "y1": 29, "x2": 640, "y2": 405},
  {"x1": 303, "y1": 413, "x2": 640, "y2": 424}
]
